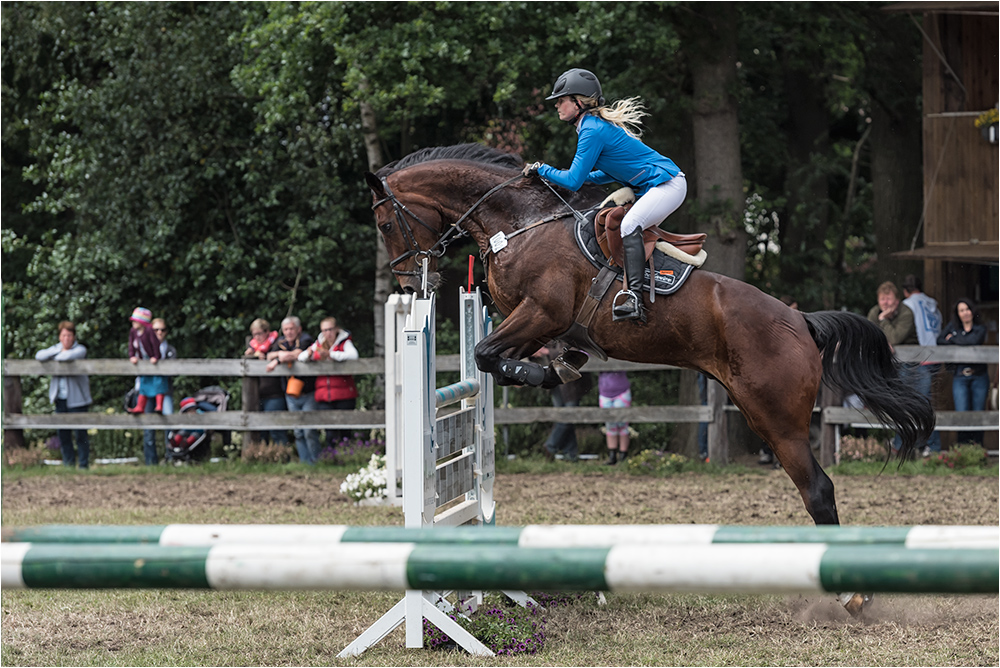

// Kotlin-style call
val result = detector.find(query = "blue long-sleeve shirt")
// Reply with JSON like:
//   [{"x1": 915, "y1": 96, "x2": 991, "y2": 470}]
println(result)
[{"x1": 537, "y1": 114, "x2": 681, "y2": 197}]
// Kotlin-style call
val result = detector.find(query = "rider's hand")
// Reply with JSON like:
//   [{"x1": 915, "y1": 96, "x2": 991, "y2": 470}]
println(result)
[{"x1": 522, "y1": 161, "x2": 542, "y2": 177}]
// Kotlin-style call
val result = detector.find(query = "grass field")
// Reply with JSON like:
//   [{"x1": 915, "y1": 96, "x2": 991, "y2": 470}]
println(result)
[{"x1": 1, "y1": 457, "x2": 997, "y2": 666}]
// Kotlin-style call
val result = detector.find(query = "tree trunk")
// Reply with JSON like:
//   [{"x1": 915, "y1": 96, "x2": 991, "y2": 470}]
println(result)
[
  {"x1": 679, "y1": 3, "x2": 752, "y2": 460},
  {"x1": 688, "y1": 4, "x2": 747, "y2": 281},
  {"x1": 359, "y1": 86, "x2": 391, "y2": 359}
]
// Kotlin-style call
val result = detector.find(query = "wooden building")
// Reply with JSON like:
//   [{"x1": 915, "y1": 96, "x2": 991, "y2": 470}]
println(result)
[
  {"x1": 888, "y1": 2, "x2": 998, "y2": 323},
  {"x1": 887, "y1": 1, "x2": 997, "y2": 446}
]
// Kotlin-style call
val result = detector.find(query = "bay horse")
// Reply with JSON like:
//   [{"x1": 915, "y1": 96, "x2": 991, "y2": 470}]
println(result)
[{"x1": 364, "y1": 143, "x2": 934, "y2": 531}]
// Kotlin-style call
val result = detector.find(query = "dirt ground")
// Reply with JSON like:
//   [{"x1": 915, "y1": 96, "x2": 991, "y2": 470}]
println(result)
[
  {"x1": 1, "y1": 467, "x2": 997, "y2": 667},
  {"x1": 2, "y1": 465, "x2": 997, "y2": 527}
]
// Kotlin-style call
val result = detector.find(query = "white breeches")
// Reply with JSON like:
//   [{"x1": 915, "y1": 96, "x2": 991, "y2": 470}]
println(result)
[{"x1": 620, "y1": 174, "x2": 688, "y2": 236}]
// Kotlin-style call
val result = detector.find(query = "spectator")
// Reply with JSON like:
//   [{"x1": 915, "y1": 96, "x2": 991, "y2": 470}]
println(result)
[
  {"x1": 902, "y1": 274, "x2": 943, "y2": 457},
  {"x1": 866, "y1": 281, "x2": 917, "y2": 346},
  {"x1": 35, "y1": 320, "x2": 92, "y2": 469},
  {"x1": 126, "y1": 307, "x2": 166, "y2": 415},
  {"x1": 299, "y1": 317, "x2": 359, "y2": 449},
  {"x1": 937, "y1": 298, "x2": 989, "y2": 447},
  {"x1": 599, "y1": 371, "x2": 631, "y2": 465},
  {"x1": 533, "y1": 342, "x2": 591, "y2": 462},
  {"x1": 266, "y1": 316, "x2": 319, "y2": 464},
  {"x1": 140, "y1": 318, "x2": 177, "y2": 465},
  {"x1": 867, "y1": 282, "x2": 918, "y2": 454},
  {"x1": 244, "y1": 318, "x2": 287, "y2": 445}
]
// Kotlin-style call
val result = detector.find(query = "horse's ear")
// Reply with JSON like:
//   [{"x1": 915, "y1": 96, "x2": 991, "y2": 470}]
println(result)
[{"x1": 364, "y1": 172, "x2": 385, "y2": 199}]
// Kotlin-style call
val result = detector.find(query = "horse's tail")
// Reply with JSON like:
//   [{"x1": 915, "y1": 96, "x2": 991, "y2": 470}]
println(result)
[{"x1": 803, "y1": 310, "x2": 934, "y2": 459}]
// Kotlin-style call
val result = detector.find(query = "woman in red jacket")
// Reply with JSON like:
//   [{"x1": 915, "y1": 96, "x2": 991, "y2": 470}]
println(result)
[{"x1": 299, "y1": 317, "x2": 359, "y2": 450}]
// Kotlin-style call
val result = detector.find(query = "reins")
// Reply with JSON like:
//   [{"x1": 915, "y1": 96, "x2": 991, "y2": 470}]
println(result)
[
  {"x1": 373, "y1": 173, "x2": 523, "y2": 277},
  {"x1": 373, "y1": 169, "x2": 589, "y2": 278}
]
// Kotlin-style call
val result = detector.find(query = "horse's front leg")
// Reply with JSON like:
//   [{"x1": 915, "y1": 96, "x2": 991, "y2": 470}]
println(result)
[{"x1": 474, "y1": 303, "x2": 565, "y2": 388}]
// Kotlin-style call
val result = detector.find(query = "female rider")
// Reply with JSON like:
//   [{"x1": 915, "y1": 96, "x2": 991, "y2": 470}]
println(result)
[{"x1": 525, "y1": 68, "x2": 687, "y2": 322}]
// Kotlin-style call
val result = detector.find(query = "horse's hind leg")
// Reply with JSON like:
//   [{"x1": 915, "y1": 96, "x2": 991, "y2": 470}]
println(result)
[
  {"x1": 736, "y1": 390, "x2": 874, "y2": 616},
  {"x1": 774, "y1": 438, "x2": 840, "y2": 525},
  {"x1": 728, "y1": 384, "x2": 840, "y2": 525}
]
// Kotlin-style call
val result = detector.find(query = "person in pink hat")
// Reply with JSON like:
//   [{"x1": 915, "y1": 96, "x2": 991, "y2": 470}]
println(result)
[{"x1": 127, "y1": 307, "x2": 166, "y2": 416}]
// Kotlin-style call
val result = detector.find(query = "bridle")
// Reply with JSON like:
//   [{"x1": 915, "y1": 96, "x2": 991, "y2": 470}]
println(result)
[{"x1": 371, "y1": 173, "x2": 522, "y2": 277}]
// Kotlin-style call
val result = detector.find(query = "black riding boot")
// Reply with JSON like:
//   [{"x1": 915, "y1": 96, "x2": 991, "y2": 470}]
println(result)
[
  {"x1": 605, "y1": 449, "x2": 618, "y2": 465},
  {"x1": 612, "y1": 227, "x2": 646, "y2": 322}
]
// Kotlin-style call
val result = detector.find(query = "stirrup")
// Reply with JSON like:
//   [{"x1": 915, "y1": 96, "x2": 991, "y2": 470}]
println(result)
[{"x1": 611, "y1": 289, "x2": 645, "y2": 323}]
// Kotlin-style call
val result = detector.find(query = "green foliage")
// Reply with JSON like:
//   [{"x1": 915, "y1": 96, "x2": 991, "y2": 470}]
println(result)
[
  {"x1": 423, "y1": 594, "x2": 547, "y2": 656},
  {"x1": 922, "y1": 444, "x2": 989, "y2": 471},
  {"x1": 3, "y1": 2, "x2": 920, "y2": 423},
  {"x1": 624, "y1": 449, "x2": 693, "y2": 476}
]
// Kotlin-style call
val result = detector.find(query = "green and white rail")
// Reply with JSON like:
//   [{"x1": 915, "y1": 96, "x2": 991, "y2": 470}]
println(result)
[
  {"x1": 4, "y1": 523, "x2": 996, "y2": 548},
  {"x1": 2, "y1": 542, "x2": 995, "y2": 593}
]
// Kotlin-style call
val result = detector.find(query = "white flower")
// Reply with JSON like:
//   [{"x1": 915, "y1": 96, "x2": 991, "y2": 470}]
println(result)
[{"x1": 340, "y1": 454, "x2": 388, "y2": 504}]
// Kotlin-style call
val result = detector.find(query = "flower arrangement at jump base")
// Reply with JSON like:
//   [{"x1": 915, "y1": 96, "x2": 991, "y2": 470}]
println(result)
[
  {"x1": 339, "y1": 453, "x2": 388, "y2": 504},
  {"x1": 423, "y1": 595, "x2": 546, "y2": 655}
]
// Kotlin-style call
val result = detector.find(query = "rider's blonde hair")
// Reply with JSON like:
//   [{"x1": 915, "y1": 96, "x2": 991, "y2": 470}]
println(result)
[{"x1": 575, "y1": 95, "x2": 648, "y2": 138}]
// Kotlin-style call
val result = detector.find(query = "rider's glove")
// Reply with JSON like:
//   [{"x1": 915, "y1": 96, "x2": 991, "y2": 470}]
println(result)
[{"x1": 522, "y1": 161, "x2": 542, "y2": 177}]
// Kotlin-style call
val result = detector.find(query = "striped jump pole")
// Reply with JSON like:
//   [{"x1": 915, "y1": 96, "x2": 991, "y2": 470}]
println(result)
[
  {"x1": 435, "y1": 379, "x2": 480, "y2": 408},
  {"x1": 4, "y1": 524, "x2": 997, "y2": 549},
  {"x1": 2, "y1": 542, "x2": 996, "y2": 594}
]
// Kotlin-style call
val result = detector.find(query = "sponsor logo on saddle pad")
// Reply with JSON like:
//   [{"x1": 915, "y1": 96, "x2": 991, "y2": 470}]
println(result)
[{"x1": 575, "y1": 211, "x2": 694, "y2": 296}]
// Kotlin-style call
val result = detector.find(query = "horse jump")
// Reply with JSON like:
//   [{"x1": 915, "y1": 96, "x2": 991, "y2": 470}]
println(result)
[
  {"x1": 343, "y1": 287, "x2": 501, "y2": 656},
  {"x1": 382, "y1": 288, "x2": 495, "y2": 527}
]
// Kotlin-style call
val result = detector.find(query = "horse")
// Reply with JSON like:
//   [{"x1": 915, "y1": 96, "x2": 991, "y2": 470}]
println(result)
[{"x1": 364, "y1": 143, "x2": 934, "y2": 531}]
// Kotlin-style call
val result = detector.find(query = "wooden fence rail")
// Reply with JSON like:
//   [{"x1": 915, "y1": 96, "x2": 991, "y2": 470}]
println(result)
[{"x1": 4, "y1": 346, "x2": 996, "y2": 465}]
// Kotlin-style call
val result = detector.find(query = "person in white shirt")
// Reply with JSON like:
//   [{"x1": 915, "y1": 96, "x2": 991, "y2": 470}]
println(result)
[{"x1": 901, "y1": 275, "x2": 942, "y2": 457}]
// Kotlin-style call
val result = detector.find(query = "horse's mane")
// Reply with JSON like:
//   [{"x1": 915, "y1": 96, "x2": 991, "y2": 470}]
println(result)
[{"x1": 376, "y1": 143, "x2": 523, "y2": 178}]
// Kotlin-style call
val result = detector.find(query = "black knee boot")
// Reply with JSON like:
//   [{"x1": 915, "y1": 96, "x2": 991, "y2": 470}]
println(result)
[{"x1": 612, "y1": 228, "x2": 646, "y2": 322}]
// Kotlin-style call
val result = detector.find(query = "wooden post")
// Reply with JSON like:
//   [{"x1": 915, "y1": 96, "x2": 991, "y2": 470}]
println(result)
[
  {"x1": 819, "y1": 383, "x2": 841, "y2": 468},
  {"x1": 706, "y1": 379, "x2": 728, "y2": 466},
  {"x1": 3, "y1": 375, "x2": 25, "y2": 450},
  {"x1": 241, "y1": 361, "x2": 259, "y2": 448}
]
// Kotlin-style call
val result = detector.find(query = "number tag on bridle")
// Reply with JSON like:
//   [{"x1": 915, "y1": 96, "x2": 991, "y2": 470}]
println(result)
[{"x1": 489, "y1": 231, "x2": 508, "y2": 253}]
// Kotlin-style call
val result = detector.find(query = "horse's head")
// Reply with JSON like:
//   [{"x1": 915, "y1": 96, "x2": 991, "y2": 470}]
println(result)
[
  {"x1": 365, "y1": 144, "x2": 526, "y2": 294},
  {"x1": 364, "y1": 169, "x2": 448, "y2": 294}
]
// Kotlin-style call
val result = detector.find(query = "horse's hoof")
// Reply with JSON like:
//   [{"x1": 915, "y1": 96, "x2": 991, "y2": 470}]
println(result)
[{"x1": 839, "y1": 592, "x2": 873, "y2": 618}]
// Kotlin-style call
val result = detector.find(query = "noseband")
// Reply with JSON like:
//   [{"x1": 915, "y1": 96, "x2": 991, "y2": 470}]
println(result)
[{"x1": 372, "y1": 174, "x2": 523, "y2": 277}]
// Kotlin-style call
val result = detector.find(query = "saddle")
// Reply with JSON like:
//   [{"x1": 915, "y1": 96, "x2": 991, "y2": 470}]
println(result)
[
  {"x1": 595, "y1": 202, "x2": 708, "y2": 268},
  {"x1": 555, "y1": 189, "x2": 709, "y2": 362}
]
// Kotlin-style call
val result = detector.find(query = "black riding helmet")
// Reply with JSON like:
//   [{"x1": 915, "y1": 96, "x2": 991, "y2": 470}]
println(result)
[{"x1": 546, "y1": 68, "x2": 606, "y2": 106}]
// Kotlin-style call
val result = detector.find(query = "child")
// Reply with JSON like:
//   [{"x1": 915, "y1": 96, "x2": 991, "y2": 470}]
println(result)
[
  {"x1": 599, "y1": 371, "x2": 631, "y2": 465},
  {"x1": 127, "y1": 307, "x2": 167, "y2": 414}
]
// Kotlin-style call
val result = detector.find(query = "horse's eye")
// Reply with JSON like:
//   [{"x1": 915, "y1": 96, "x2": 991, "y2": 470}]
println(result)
[{"x1": 380, "y1": 222, "x2": 392, "y2": 234}]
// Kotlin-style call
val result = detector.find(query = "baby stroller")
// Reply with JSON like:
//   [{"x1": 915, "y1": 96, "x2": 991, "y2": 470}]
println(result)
[{"x1": 166, "y1": 385, "x2": 230, "y2": 462}]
